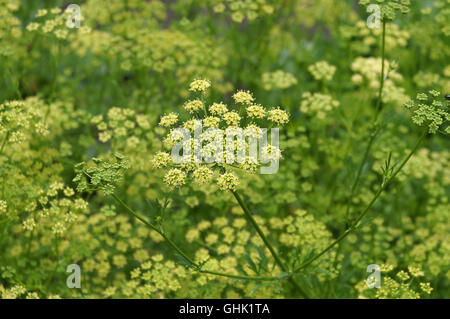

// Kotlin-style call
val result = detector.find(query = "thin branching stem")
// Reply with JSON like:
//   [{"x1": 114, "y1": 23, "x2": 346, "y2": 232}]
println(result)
[
  {"x1": 49, "y1": 39, "x2": 62, "y2": 104},
  {"x1": 292, "y1": 130, "x2": 427, "y2": 274},
  {"x1": 232, "y1": 190, "x2": 310, "y2": 298},
  {"x1": 343, "y1": 126, "x2": 379, "y2": 226},
  {"x1": 111, "y1": 193, "x2": 282, "y2": 282},
  {"x1": 0, "y1": 131, "x2": 10, "y2": 155},
  {"x1": 375, "y1": 20, "x2": 387, "y2": 118},
  {"x1": 337, "y1": 19, "x2": 387, "y2": 265},
  {"x1": 198, "y1": 269, "x2": 282, "y2": 282},
  {"x1": 344, "y1": 19, "x2": 387, "y2": 226},
  {"x1": 7, "y1": 67, "x2": 22, "y2": 100}
]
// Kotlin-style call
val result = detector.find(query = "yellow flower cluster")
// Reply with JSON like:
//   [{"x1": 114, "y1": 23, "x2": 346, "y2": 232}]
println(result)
[
  {"x1": 308, "y1": 61, "x2": 336, "y2": 82},
  {"x1": 184, "y1": 100, "x2": 204, "y2": 113},
  {"x1": 70, "y1": 24, "x2": 227, "y2": 89},
  {"x1": 246, "y1": 104, "x2": 266, "y2": 119},
  {"x1": 189, "y1": 79, "x2": 211, "y2": 92},
  {"x1": 414, "y1": 71, "x2": 449, "y2": 93},
  {"x1": 209, "y1": 102, "x2": 228, "y2": 116},
  {"x1": 217, "y1": 172, "x2": 240, "y2": 191},
  {"x1": 0, "y1": 200, "x2": 6, "y2": 215},
  {"x1": 159, "y1": 113, "x2": 179, "y2": 127},
  {"x1": 153, "y1": 80, "x2": 289, "y2": 191},
  {"x1": 404, "y1": 90, "x2": 449, "y2": 134},
  {"x1": 212, "y1": 0, "x2": 275, "y2": 23},
  {"x1": 122, "y1": 254, "x2": 187, "y2": 298},
  {"x1": 19, "y1": 181, "x2": 87, "y2": 237},
  {"x1": 351, "y1": 57, "x2": 408, "y2": 105},
  {"x1": 340, "y1": 21, "x2": 410, "y2": 55},
  {"x1": 267, "y1": 108, "x2": 289, "y2": 125},
  {"x1": 0, "y1": 0, "x2": 23, "y2": 59},
  {"x1": 232, "y1": 90, "x2": 254, "y2": 105},
  {"x1": 294, "y1": 0, "x2": 358, "y2": 28},
  {"x1": 91, "y1": 107, "x2": 152, "y2": 148},
  {"x1": 359, "y1": 0, "x2": 411, "y2": 21},
  {"x1": 261, "y1": 70, "x2": 297, "y2": 90},
  {"x1": 26, "y1": 7, "x2": 91, "y2": 40},
  {"x1": 0, "y1": 98, "x2": 49, "y2": 146},
  {"x1": 300, "y1": 92, "x2": 340, "y2": 120},
  {"x1": 355, "y1": 265, "x2": 432, "y2": 299}
]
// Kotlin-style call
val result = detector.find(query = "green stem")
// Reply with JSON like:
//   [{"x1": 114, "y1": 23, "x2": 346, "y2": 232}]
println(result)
[
  {"x1": 293, "y1": 130, "x2": 427, "y2": 274},
  {"x1": 111, "y1": 194, "x2": 281, "y2": 282},
  {"x1": 201, "y1": 92, "x2": 208, "y2": 117},
  {"x1": 344, "y1": 19, "x2": 387, "y2": 225},
  {"x1": 232, "y1": 190, "x2": 310, "y2": 298},
  {"x1": 375, "y1": 20, "x2": 386, "y2": 119},
  {"x1": 0, "y1": 131, "x2": 10, "y2": 155},
  {"x1": 45, "y1": 234, "x2": 61, "y2": 289},
  {"x1": 343, "y1": 126, "x2": 379, "y2": 226},
  {"x1": 6, "y1": 67, "x2": 22, "y2": 100},
  {"x1": 49, "y1": 39, "x2": 62, "y2": 104},
  {"x1": 199, "y1": 269, "x2": 282, "y2": 282},
  {"x1": 111, "y1": 194, "x2": 159, "y2": 232},
  {"x1": 336, "y1": 19, "x2": 387, "y2": 264},
  {"x1": 232, "y1": 191, "x2": 285, "y2": 270},
  {"x1": 26, "y1": 228, "x2": 35, "y2": 259},
  {"x1": 112, "y1": 194, "x2": 197, "y2": 266}
]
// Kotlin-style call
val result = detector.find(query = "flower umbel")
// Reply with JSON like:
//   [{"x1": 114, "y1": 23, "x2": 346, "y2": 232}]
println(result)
[
  {"x1": 152, "y1": 80, "x2": 290, "y2": 191},
  {"x1": 73, "y1": 153, "x2": 130, "y2": 195},
  {"x1": 189, "y1": 79, "x2": 211, "y2": 92},
  {"x1": 404, "y1": 90, "x2": 449, "y2": 134}
]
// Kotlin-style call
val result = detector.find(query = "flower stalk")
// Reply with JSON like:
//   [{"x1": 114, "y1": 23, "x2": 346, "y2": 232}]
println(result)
[
  {"x1": 111, "y1": 193, "x2": 283, "y2": 283},
  {"x1": 232, "y1": 190, "x2": 310, "y2": 298}
]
